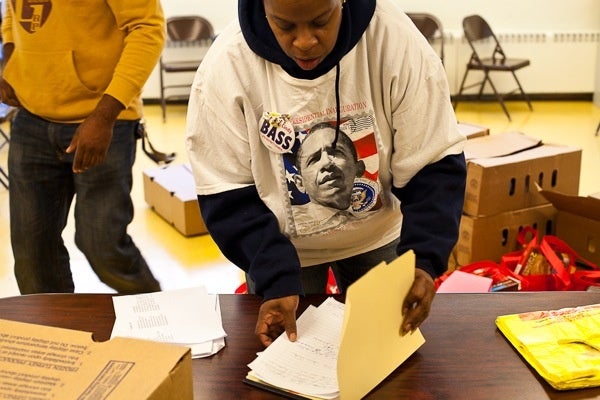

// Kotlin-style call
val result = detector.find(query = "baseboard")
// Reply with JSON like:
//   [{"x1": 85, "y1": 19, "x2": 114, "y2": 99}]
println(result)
[
  {"x1": 451, "y1": 93, "x2": 594, "y2": 102},
  {"x1": 145, "y1": 93, "x2": 595, "y2": 105},
  {"x1": 144, "y1": 98, "x2": 189, "y2": 105}
]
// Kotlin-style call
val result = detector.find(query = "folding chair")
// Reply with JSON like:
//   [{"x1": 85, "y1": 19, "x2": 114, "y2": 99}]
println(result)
[
  {"x1": 407, "y1": 12, "x2": 445, "y2": 65},
  {"x1": 159, "y1": 15, "x2": 215, "y2": 122},
  {"x1": 454, "y1": 15, "x2": 533, "y2": 121}
]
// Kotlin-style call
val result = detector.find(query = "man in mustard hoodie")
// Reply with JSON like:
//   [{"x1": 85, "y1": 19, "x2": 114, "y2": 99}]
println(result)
[{"x1": 0, "y1": 0, "x2": 165, "y2": 294}]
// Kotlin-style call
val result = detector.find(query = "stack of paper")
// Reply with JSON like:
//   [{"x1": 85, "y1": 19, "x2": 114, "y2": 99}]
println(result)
[
  {"x1": 247, "y1": 297, "x2": 344, "y2": 399},
  {"x1": 496, "y1": 303, "x2": 600, "y2": 390},
  {"x1": 111, "y1": 286, "x2": 226, "y2": 358},
  {"x1": 245, "y1": 250, "x2": 425, "y2": 399}
]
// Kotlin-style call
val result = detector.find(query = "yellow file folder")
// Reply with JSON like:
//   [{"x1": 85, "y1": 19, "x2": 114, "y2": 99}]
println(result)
[{"x1": 338, "y1": 250, "x2": 425, "y2": 399}]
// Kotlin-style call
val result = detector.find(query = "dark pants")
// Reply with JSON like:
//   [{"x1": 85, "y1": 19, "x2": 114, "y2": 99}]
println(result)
[
  {"x1": 8, "y1": 109, "x2": 160, "y2": 294},
  {"x1": 246, "y1": 238, "x2": 400, "y2": 295}
]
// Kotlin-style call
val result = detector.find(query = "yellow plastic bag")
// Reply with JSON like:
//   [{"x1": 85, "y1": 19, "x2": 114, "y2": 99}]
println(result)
[{"x1": 496, "y1": 304, "x2": 600, "y2": 390}]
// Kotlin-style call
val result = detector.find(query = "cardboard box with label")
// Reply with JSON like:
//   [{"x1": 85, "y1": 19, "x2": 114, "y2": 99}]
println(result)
[
  {"x1": 539, "y1": 189, "x2": 600, "y2": 266},
  {"x1": 462, "y1": 132, "x2": 582, "y2": 217},
  {"x1": 0, "y1": 319, "x2": 193, "y2": 399},
  {"x1": 143, "y1": 164, "x2": 208, "y2": 236}
]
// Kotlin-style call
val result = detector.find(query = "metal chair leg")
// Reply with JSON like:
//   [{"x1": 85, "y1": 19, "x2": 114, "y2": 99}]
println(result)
[
  {"x1": 477, "y1": 72, "x2": 490, "y2": 100},
  {"x1": 0, "y1": 125, "x2": 9, "y2": 189},
  {"x1": 484, "y1": 74, "x2": 512, "y2": 121},
  {"x1": 0, "y1": 167, "x2": 8, "y2": 189},
  {"x1": 453, "y1": 69, "x2": 470, "y2": 111},
  {"x1": 511, "y1": 71, "x2": 533, "y2": 111},
  {"x1": 159, "y1": 60, "x2": 167, "y2": 123},
  {"x1": 596, "y1": 120, "x2": 600, "y2": 137},
  {"x1": 0, "y1": 127, "x2": 9, "y2": 151}
]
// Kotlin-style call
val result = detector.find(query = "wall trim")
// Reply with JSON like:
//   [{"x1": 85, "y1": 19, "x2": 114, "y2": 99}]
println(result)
[
  {"x1": 451, "y1": 93, "x2": 594, "y2": 102},
  {"x1": 144, "y1": 93, "x2": 595, "y2": 105}
]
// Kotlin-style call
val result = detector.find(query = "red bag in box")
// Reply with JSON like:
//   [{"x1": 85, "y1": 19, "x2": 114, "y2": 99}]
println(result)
[
  {"x1": 570, "y1": 270, "x2": 600, "y2": 291},
  {"x1": 440, "y1": 227, "x2": 600, "y2": 292},
  {"x1": 501, "y1": 227, "x2": 599, "y2": 291}
]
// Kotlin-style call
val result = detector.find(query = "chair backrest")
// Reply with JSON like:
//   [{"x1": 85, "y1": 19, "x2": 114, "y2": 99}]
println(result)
[
  {"x1": 462, "y1": 15, "x2": 495, "y2": 43},
  {"x1": 407, "y1": 13, "x2": 444, "y2": 64},
  {"x1": 462, "y1": 15, "x2": 505, "y2": 62},
  {"x1": 166, "y1": 15, "x2": 214, "y2": 43}
]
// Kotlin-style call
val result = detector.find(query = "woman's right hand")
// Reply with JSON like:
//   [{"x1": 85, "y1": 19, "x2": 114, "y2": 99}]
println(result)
[{"x1": 255, "y1": 295, "x2": 299, "y2": 347}]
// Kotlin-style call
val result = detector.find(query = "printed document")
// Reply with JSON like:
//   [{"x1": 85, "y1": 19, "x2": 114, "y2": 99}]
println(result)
[
  {"x1": 245, "y1": 250, "x2": 425, "y2": 399},
  {"x1": 111, "y1": 286, "x2": 226, "y2": 358},
  {"x1": 247, "y1": 297, "x2": 344, "y2": 399}
]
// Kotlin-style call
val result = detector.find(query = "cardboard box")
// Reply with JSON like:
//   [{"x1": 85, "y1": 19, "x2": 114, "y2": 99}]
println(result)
[
  {"x1": 0, "y1": 319, "x2": 193, "y2": 399},
  {"x1": 463, "y1": 132, "x2": 581, "y2": 217},
  {"x1": 143, "y1": 164, "x2": 208, "y2": 236},
  {"x1": 457, "y1": 122, "x2": 490, "y2": 139},
  {"x1": 454, "y1": 203, "x2": 556, "y2": 266},
  {"x1": 540, "y1": 188, "x2": 600, "y2": 266}
]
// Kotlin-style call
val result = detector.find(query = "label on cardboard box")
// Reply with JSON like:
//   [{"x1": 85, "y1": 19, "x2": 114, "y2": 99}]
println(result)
[{"x1": 0, "y1": 319, "x2": 193, "y2": 399}]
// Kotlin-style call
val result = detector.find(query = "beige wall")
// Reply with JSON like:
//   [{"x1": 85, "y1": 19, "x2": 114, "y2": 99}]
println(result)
[{"x1": 144, "y1": 0, "x2": 600, "y2": 99}]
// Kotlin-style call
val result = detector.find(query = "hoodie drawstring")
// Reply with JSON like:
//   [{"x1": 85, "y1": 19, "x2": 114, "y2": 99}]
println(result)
[{"x1": 333, "y1": 63, "x2": 341, "y2": 150}]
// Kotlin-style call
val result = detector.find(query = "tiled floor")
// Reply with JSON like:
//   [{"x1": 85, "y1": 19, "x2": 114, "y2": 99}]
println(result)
[{"x1": 0, "y1": 100, "x2": 599, "y2": 298}]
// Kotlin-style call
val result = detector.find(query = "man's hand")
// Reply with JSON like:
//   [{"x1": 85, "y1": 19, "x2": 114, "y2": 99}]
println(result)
[
  {"x1": 0, "y1": 43, "x2": 21, "y2": 107},
  {"x1": 255, "y1": 295, "x2": 299, "y2": 347},
  {"x1": 401, "y1": 268, "x2": 435, "y2": 335},
  {"x1": 0, "y1": 78, "x2": 21, "y2": 108},
  {"x1": 66, "y1": 94, "x2": 124, "y2": 173},
  {"x1": 66, "y1": 114, "x2": 114, "y2": 173}
]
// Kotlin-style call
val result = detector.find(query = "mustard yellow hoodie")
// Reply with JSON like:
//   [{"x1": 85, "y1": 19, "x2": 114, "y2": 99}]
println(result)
[{"x1": 1, "y1": 0, "x2": 165, "y2": 122}]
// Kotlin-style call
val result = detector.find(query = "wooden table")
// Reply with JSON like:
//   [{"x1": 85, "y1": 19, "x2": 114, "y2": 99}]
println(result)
[{"x1": 1, "y1": 292, "x2": 599, "y2": 399}]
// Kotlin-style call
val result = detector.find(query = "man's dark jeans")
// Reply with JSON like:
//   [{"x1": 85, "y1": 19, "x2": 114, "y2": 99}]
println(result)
[{"x1": 8, "y1": 109, "x2": 160, "y2": 294}]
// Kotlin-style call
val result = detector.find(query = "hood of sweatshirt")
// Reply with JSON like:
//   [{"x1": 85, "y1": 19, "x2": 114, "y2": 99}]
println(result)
[{"x1": 238, "y1": 0, "x2": 376, "y2": 80}]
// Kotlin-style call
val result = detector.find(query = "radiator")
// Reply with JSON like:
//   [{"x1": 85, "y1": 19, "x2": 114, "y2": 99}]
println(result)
[
  {"x1": 444, "y1": 30, "x2": 600, "y2": 95},
  {"x1": 144, "y1": 32, "x2": 600, "y2": 99}
]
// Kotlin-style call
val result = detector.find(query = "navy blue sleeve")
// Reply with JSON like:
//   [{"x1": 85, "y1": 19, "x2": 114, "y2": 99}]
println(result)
[
  {"x1": 392, "y1": 153, "x2": 466, "y2": 278},
  {"x1": 197, "y1": 185, "x2": 303, "y2": 300}
]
